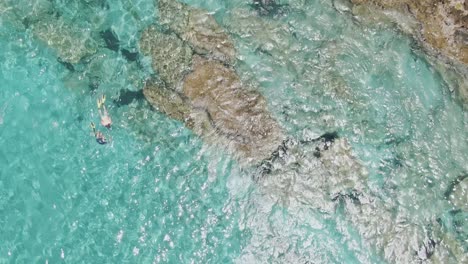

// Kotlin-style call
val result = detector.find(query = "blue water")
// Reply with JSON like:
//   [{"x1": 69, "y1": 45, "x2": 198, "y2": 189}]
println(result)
[{"x1": 1, "y1": 0, "x2": 467, "y2": 263}]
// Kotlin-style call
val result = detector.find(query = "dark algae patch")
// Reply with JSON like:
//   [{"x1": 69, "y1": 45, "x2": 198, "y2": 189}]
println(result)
[
  {"x1": 100, "y1": 28, "x2": 120, "y2": 52},
  {"x1": 114, "y1": 89, "x2": 145, "y2": 107}
]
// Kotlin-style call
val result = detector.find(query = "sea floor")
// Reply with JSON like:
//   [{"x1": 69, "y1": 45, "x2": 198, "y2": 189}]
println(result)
[{"x1": 0, "y1": 0, "x2": 467, "y2": 263}]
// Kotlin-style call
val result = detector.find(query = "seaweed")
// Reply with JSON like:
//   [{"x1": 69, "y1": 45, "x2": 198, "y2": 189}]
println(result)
[
  {"x1": 331, "y1": 189, "x2": 362, "y2": 205},
  {"x1": 313, "y1": 147, "x2": 321, "y2": 158},
  {"x1": 251, "y1": 0, "x2": 289, "y2": 16},
  {"x1": 443, "y1": 173, "x2": 468, "y2": 200},
  {"x1": 300, "y1": 131, "x2": 339, "y2": 146},
  {"x1": 254, "y1": 46, "x2": 274, "y2": 57},
  {"x1": 121, "y1": 49, "x2": 139, "y2": 62},
  {"x1": 88, "y1": 76, "x2": 100, "y2": 91},
  {"x1": 320, "y1": 131, "x2": 338, "y2": 145},
  {"x1": 57, "y1": 58, "x2": 75, "y2": 72},
  {"x1": 100, "y1": 29, "x2": 119, "y2": 52},
  {"x1": 257, "y1": 131, "x2": 340, "y2": 178},
  {"x1": 255, "y1": 138, "x2": 294, "y2": 180},
  {"x1": 113, "y1": 89, "x2": 145, "y2": 107}
]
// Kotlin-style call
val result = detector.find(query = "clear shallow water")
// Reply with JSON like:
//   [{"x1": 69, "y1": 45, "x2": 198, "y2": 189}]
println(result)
[{"x1": 0, "y1": 0, "x2": 467, "y2": 263}]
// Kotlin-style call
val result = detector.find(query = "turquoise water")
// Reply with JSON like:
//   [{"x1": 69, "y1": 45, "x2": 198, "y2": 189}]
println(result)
[{"x1": 1, "y1": 0, "x2": 467, "y2": 263}]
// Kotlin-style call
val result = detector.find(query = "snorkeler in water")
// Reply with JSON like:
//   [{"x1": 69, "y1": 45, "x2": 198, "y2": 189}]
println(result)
[
  {"x1": 97, "y1": 94, "x2": 112, "y2": 128},
  {"x1": 90, "y1": 122, "x2": 107, "y2": 145}
]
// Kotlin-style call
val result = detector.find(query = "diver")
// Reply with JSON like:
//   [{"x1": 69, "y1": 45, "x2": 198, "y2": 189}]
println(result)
[
  {"x1": 97, "y1": 94, "x2": 112, "y2": 128},
  {"x1": 90, "y1": 122, "x2": 108, "y2": 145}
]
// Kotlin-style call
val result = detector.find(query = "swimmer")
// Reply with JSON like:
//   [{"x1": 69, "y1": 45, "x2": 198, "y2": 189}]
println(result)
[
  {"x1": 90, "y1": 122, "x2": 107, "y2": 145},
  {"x1": 97, "y1": 94, "x2": 112, "y2": 128}
]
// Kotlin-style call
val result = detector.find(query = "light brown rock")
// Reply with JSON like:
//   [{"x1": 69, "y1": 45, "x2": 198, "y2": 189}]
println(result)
[
  {"x1": 140, "y1": 26, "x2": 193, "y2": 88},
  {"x1": 141, "y1": 2, "x2": 283, "y2": 164},
  {"x1": 182, "y1": 57, "x2": 284, "y2": 163},
  {"x1": 141, "y1": 52, "x2": 284, "y2": 164},
  {"x1": 143, "y1": 79, "x2": 191, "y2": 122}
]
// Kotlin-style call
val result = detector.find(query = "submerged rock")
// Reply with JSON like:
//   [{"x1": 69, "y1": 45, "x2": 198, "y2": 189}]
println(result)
[
  {"x1": 2, "y1": 0, "x2": 98, "y2": 64},
  {"x1": 140, "y1": 4, "x2": 283, "y2": 164},
  {"x1": 223, "y1": 8, "x2": 294, "y2": 60},
  {"x1": 158, "y1": 0, "x2": 190, "y2": 37},
  {"x1": 257, "y1": 137, "x2": 368, "y2": 209},
  {"x1": 350, "y1": 0, "x2": 468, "y2": 63},
  {"x1": 183, "y1": 57, "x2": 284, "y2": 163},
  {"x1": 143, "y1": 79, "x2": 192, "y2": 123},
  {"x1": 158, "y1": 0, "x2": 236, "y2": 63},
  {"x1": 349, "y1": 0, "x2": 468, "y2": 106},
  {"x1": 1, "y1": 0, "x2": 53, "y2": 29},
  {"x1": 352, "y1": 0, "x2": 468, "y2": 60},
  {"x1": 445, "y1": 174, "x2": 468, "y2": 211},
  {"x1": 140, "y1": 3, "x2": 466, "y2": 260},
  {"x1": 255, "y1": 136, "x2": 466, "y2": 263},
  {"x1": 140, "y1": 26, "x2": 193, "y2": 88},
  {"x1": 31, "y1": 17, "x2": 97, "y2": 63},
  {"x1": 142, "y1": 56, "x2": 284, "y2": 164}
]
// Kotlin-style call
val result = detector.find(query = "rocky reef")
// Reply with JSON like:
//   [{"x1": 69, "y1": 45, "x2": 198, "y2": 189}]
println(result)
[
  {"x1": 31, "y1": 17, "x2": 98, "y2": 64},
  {"x1": 140, "y1": 26, "x2": 193, "y2": 88},
  {"x1": 348, "y1": 0, "x2": 468, "y2": 106},
  {"x1": 253, "y1": 136, "x2": 467, "y2": 263},
  {"x1": 140, "y1": 1, "x2": 466, "y2": 262},
  {"x1": 185, "y1": 56, "x2": 284, "y2": 161},
  {"x1": 1, "y1": 0, "x2": 99, "y2": 64},
  {"x1": 350, "y1": 0, "x2": 468, "y2": 63},
  {"x1": 140, "y1": 1, "x2": 284, "y2": 165},
  {"x1": 158, "y1": 0, "x2": 236, "y2": 64}
]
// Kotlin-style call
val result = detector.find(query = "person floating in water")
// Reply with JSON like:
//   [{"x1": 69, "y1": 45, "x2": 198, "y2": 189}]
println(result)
[
  {"x1": 90, "y1": 122, "x2": 107, "y2": 145},
  {"x1": 97, "y1": 94, "x2": 112, "y2": 128}
]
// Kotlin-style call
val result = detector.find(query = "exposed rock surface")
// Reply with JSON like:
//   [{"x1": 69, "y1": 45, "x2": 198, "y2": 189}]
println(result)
[{"x1": 349, "y1": 0, "x2": 468, "y2": 105}]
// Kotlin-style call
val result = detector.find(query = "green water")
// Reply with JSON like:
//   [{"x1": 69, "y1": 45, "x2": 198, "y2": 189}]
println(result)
[{"x1": 0, "y1": 0, "x2": 467, "y2": 263}]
